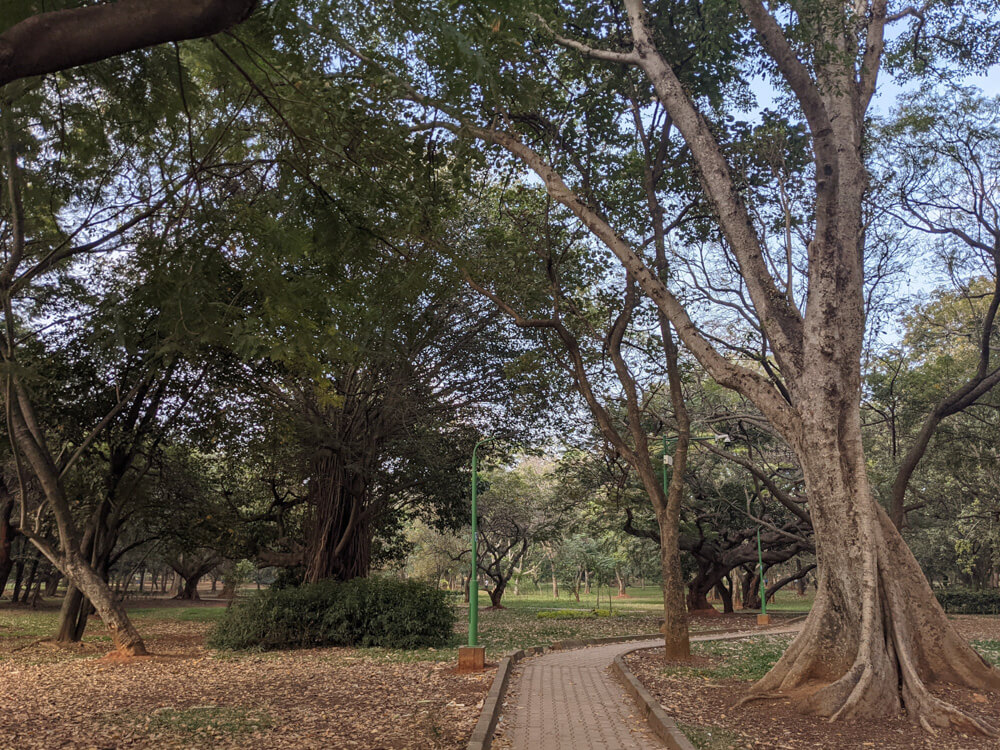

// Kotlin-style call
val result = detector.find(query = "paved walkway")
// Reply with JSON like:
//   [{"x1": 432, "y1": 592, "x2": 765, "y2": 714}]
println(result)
[{"x1": 498, "y1": 626, "x2": 803, "y2": 750}]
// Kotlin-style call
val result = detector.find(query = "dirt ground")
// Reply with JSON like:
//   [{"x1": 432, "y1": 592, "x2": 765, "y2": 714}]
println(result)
[
  {"x1": 627, "y1": 614, "x2": 1000, "y2": 750},
  {"x1": 0, "y1": 601, "x2": 492, "y2": 749}
]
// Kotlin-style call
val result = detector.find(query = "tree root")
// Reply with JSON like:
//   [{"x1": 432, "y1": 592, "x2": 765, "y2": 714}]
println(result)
[{"x1": 734, "y1": 692, "x2": 787, "y2": 705}]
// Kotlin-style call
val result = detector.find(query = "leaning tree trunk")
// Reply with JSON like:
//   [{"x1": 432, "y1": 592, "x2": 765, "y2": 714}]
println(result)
[
  {"x1": 60, "y1": 550, "x2": 146, "y2": 655},
  {"x1": 488, "y1": 582, "x2": 506, "y2": 608},
  {"x1": 744, "y1": 409, "x2": 1000, "y2": 733}
]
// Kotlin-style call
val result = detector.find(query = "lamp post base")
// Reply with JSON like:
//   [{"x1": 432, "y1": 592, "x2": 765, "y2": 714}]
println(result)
[
  {"x1": 757, "y1": 613, "x2": 771, "y2": 626},
  {"x1": 458, "y1": 646, "x2": 486, "y2": 672}
]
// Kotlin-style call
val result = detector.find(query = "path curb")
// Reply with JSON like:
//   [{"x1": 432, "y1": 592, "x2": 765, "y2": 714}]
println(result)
[
  {"x1": 467, "y1": 622, "x2": 805, "y2": 750},
  {"x1": 611, "y1": 650, "x2": 697, "y2": 750},
  {"x1": 465, "y1": 633, "x2": 662, "y2": 750},
  {"x1": 612, "y1": 625, "x2": 805, "y2": 750}
]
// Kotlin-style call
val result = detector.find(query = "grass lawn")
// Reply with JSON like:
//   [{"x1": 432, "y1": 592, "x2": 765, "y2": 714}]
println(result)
[{"x1": 361, "y1": 584, "x2": 812, "y2": 663}]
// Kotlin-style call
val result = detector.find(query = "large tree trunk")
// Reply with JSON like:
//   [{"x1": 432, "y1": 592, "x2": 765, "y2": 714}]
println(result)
[
  {"x1": 174, "y1": 574, "x2": 202, "y2": 600},
  {"x1": 686, "y1": 557, "x2": 723, "y2": 613},
  {"x1": 745, "y1": 412, "x2": 1000, "y2": 733},
  {"x1": 304, "y1": 448, "x2": 371, "y2": 582},
  {"x1": 615, "y1": 568, "x2": 628, "y2": 598},
  {"x1": 168, "y1": 553, "x2": 221, "y2": 601},
  {"x1": 743, "y1": 570, "x2": 762, "y2": 611}
]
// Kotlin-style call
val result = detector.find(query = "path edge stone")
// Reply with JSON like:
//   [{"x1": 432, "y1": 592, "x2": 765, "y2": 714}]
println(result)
[
  {"x1": 611, "y1": 648, "x2": 697, "y2": 750},
  {"x1": 465, "y1": 632, "x2": 662, "y2": 750}
]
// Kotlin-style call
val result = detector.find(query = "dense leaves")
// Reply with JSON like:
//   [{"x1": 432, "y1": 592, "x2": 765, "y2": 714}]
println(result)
[{"x1": 208, "y1": 577, "x2": 456, "y2": 650}]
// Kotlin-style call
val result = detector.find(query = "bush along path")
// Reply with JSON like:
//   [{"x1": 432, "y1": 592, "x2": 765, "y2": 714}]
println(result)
[{"x1": 492, "y1": 625, "x2": 804, "y2": 750}]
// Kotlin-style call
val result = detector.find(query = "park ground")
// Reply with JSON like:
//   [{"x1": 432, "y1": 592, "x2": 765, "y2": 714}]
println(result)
[
  {"x1": 1, "y1": 586, "x2": 997, "y2": 748},
  {"x1": 627, "y1": 617, "x2": 1000, "y2": 750}
]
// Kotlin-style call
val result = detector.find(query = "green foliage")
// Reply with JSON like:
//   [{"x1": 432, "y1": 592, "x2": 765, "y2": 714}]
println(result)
[
  {"x1": 208, "y1": 578, "x2": 455, "y2": 651},
  {"x1": 935, "y1": 589, "x2": 1000, "y2": 615}
]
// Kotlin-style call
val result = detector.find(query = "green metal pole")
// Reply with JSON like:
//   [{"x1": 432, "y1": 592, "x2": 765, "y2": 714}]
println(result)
[
  {"x1": 757, "y1": 528, "x2": 766, "y2": 616},
  {"x1": 469, "y1": 442, "x2": 481, "y2": 647}
]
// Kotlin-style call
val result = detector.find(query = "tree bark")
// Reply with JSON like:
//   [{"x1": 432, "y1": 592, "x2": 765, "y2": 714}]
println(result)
[
  {"x1": 44, "y1": 569, "x2": 61, "y2": 597},
  {"x1": 0, "y1": 0, "x2": 258, "y2": 87},
  {"x1": 174, "y1": 575, "x2": 202, "y2": 600},
  {"x1": 615, "y1": 568, "x2": 628, "y2": 598},
  {"x1": 61, "y1": 550, "x2": 145, "y2": 654},
  {"x1": 57, "y1": 586, "x2": 91, "y2": 642},
  {"x1": 304, "y1": 447, "x2": 372, "y2": 582},
  {"x1": 20, "y1": 552, "x2": 39, "y2": 603},
  {"x1": 10, "y1": 549, "x2": 25, "y2": 602},
  {"x1": 716, "y1": 579, "x2": 733, "y2": 614},
  {"x1": 488, "y1": 582, "x2": 506, "y2": 609},
  {"x1": 745, "y1": 411, "x2": 1000, "y2": 733},
  {"x1": 0, "y1": 495, "x2": 17, "y2": 596}
]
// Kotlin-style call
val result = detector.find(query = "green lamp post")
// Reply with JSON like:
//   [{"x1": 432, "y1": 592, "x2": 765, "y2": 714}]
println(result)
[{"x1": 459, "y1": 436, "x2": 493, "y2": 671}]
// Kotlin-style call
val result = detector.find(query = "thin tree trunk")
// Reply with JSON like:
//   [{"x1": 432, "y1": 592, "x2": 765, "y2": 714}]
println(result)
[
  {"x1": 0, "y1": 494, "x2": 17, "y2": 596},
  {"x1": 19, "y1": 553, "x2": 39, "y2": 603},
  {"x1": 11, "y1": 552, "x2": 25, "y2": 602},
  {"x1": 716, "y1": 579, "x2": 734, "y2": 614},
  {"x1": 44, "y1": 569, "x2": 60, "y2": 597}
]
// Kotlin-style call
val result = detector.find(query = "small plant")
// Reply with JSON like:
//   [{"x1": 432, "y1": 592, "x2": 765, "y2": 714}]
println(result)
[{"x1": 676, "y1": 721, "x2": 744, "y2": 750}]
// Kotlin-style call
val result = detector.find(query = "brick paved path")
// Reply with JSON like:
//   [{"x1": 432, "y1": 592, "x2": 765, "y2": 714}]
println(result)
[{"x1": 498, "y1": 626, "x2": 803, "y2": 750}]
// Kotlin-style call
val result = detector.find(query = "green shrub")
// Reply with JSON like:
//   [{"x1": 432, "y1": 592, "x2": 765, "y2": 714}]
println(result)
[
  {"x1": 936, "y1": 589, "x2": 1000, "y2": 615},
  {"x1": 208, "y1": 578, "x2": 455, "y2": 651}
]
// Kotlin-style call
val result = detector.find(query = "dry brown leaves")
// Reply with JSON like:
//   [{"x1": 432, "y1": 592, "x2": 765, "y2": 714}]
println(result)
[{"x1": 0, "y1": 614, "x2": 493, "y2": 749}]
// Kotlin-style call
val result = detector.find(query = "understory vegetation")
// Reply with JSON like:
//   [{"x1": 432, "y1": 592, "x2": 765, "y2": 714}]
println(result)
[{"x1": 208, "y1": 578, "x2": 455, "y2": 650}]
